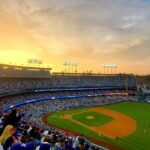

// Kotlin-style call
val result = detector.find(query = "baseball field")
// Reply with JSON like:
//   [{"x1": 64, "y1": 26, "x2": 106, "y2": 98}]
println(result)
[{"x1": 43, "y1": 102, "x2": 150, "y2": 150}]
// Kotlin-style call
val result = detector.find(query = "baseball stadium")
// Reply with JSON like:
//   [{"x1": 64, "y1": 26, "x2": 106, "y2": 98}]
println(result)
[
  {"x1": 0, "y1": 1, "x2": 150, "y2": 150},
  {"x1": 0, "y1": 63, "x2": 150, "y2": 150}
]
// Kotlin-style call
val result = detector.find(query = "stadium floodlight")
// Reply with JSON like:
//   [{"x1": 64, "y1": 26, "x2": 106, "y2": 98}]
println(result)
[
  {"x1": 107, "y1": 64, "x2": 109, "y2": 67},
  {"x1": 102, "y1": 63, "x2": 118, "y2": 74},
  {"x1": 111, "y1": 64, "x2": 115, "y2": 74},
  {"x1": 102, "y1": 64, "x2": 106, "y2": 74},
  {"x1": 74, "y1": 62, "x2": 78, "y2": 73},
  {"x1": 112, "y1": 64, "x2": 115, "y2": 68},
  {"x1": 71, "y1": 61, "x2": 75, "y2": 66},
  {"x1": 102, "y1": 64, "x2": 106, "y2": 68},
  {"x1": 108, "y1": 64, "x2": 112, "y2": 74},
  {"x1": 109, "y1": 64, "x2": 111, "y2": 74},
  {"x1": 107, "y1": 64, "x2": 111, "y2": 68},
  {"x1": 114, "y1": 64, "x2": 118, "y2": 74},
  {"x1": 64, "y1": 61, "x2": 78, "y2": 73},
  {"x1": 65, "y1": 61, "x2": 68, "y2": 73},
  {"x1": 109, "y1": 64, "x2": 113, "y2": 74},
  {"x1": 63, "y1": 62, "x2": 67, "y2": 72},
  {"x1": 109, "y1": 64, "x2": 117, "y2": 74},
  {"x1": 70, "y1": 61, "x2": 74, "y2": 73},
  {"x1": 74, "y1": 62, "x2": 78, "y2": 67},
  {"x1": 72, "y1": 61, "x2": 77, "y2": 73},
  {"x1": 67, "y1": 61, "x2": 71, "y2": 73},
  {"x1": 105, "y1": 64, "x2": 109, "y2": 74}
]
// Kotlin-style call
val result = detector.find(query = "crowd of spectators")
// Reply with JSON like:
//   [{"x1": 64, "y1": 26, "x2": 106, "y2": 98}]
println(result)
[
  {"x1": 0, "y1": 75, "x2": 137, "y2": 95},
  {"x1": 19, "y1": 96, "x2": 138, "y2": 129},
  {"x1": 17, "y1": 97, "x2": 126, "y2": 127},
  {"x1": 0, "y1": 107, "x2": 107, "y2": 150},
  {"x1": 0, "y1": 90, "x2": 137, "y2": 109},
  {"x1": 0, "y1": 89, "x2": 138, "y2": 150}
]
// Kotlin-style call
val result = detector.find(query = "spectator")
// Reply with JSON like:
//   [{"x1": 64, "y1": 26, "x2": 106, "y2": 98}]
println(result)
[
  {"x1": 36, "y1": 135, "x2": 51, "y2": 150},
  {"x1": 0, "y1": 125, "x2": 16, "y2": 146},
  {"x1": 3, "y1": 109, "x2": 21, "y2": 128}
]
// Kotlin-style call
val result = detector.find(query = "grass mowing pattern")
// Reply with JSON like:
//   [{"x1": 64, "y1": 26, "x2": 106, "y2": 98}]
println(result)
[
  {"x1": 47, "y1": 102, "x2": 150, "y2": 150},
  {"x1": 72, "y1": 111, "x2": 113, "y2": 127}
]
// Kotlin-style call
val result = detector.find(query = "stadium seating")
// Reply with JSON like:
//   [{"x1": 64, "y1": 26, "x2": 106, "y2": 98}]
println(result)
[
  {"x1": 0, "y1": 75, "x2": 137, "y2": 96},
  {"x1": 0, "y1": 65, "x2": 138, "y2": 150}
]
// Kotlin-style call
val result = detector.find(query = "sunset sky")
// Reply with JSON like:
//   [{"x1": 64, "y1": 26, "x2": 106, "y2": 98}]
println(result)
[{"x1": 0, "y1": 0, "x2": 150, "y2": 74}]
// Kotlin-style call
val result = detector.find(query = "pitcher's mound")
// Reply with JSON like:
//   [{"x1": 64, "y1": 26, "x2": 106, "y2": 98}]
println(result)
[{"x1": 87, "y1": 116, "x2": 94, "y2": 119}]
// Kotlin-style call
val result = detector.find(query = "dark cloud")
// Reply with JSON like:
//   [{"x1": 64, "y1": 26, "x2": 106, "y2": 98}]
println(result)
[{"x1": 112, "y1": 39, "x2": 150, "y2": 60}]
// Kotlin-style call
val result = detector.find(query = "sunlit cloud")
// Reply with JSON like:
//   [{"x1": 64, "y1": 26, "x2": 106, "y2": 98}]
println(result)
[{"x1": 0, "y1": 0, "x2": 150, "y2": 74}]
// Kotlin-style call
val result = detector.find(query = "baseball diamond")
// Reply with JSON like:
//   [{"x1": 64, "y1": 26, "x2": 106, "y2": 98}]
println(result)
[{"x1": 44, "y1": 102, "x2": 150, "y2": 150}]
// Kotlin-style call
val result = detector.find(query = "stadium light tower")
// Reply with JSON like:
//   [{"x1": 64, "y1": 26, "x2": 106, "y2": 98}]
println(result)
[
  {"x1": 65, "y1": 61, "x2": 78, "y2": 73},
  {"x1": 65, "y1": 61, "x2": 69, "y2": 73},
  {"x1": 107, "y1": 64, "x2": 110, "y2": 74},
  {"x1": 111, "y1": 64, "x2": 115, "y2": 74},
  {"x1": 102, "y1": 64, "x2": 105, "y2": 74},
  {"x1": 71, "y1": 61, "x2": 74, "y2": 73},
  {"x1": 63, "y1": 62, "x2": 67, "y2": 73},
  {"x1": 109, "y1": 64, "x2": 112, "y2": 74},
  {"x1": 111, "y1": 64, "x2": 116, "y2": 74},
  {"x1": 105, "y1": 64, "x2": 109, "y2": 74},
  {"x1": 102, "y1": 63, "x2": 118, "y2": 74},
  {"x1": 74, "y1": 62, "x2": 78, "y2": 73},
  {"x1": 67, "y1": 61, "x2": 71, "y2": 73},
  {"x1": 114, "y1": 64, "x2": 117, "y2": 74}
]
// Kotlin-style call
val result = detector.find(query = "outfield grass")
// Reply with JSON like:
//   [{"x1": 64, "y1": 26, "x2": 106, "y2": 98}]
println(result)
[{"x1": 47, "y1": 102, "x2": 150, "y2": 150}]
